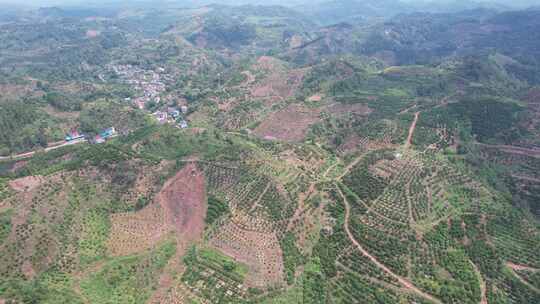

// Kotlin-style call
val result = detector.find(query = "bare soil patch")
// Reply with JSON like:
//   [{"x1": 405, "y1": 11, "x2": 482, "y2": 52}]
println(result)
[
  {"x1": 108, "y1": 163, "x2": 207, "y2": 256},
  {"x1": 251, "y1": 69, "x2": 305, "y2": 101},
  {"x1": 157, "y1": 163, "x2": 207, "y2": 241},
  {"x1": 253, "y1": 104, "x2": 321, "y2": 142},
  {"x1": 250, "y1": 56, "x2": 307, "y2": 102},
  {"x1": 8, "y1": 176, "x2": 43, "y2": 192}
]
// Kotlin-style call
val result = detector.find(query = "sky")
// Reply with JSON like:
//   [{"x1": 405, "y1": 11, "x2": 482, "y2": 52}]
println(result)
[{"x1": 0, "y1": 0, "x2": 538, "y2": 9}]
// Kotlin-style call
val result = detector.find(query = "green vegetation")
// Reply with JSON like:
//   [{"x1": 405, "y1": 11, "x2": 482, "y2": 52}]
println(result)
[
  {"x1": 280, "y1": 232, "x2": 306, "y2": 284},
  {"x1": 79, "y1": 100, "x2": 150, "y2": 134},
  {"x1": 342, "y1": 149, "x2": 394, "y2": 202},
  {"x1": 78, "y1": 209, "x2": 111, "y2": 265},
  {"x1": 0, "y1": 102, "x2": 62, "y2": 155},
  {"x1": 1, "y1": 3, "x2": 540, "y2": 304},
  {"x1": 0, "y1": 209, "x2": 12, "y2": 243},
  {"x1": 81, "y1": 240, "x2": 176, "y2": 304},
  {"x1": 206, "y1": 195, "x2": 230, "y2": 225},
  {"x1": 183, "y1": 246, "x2": 249, "y2": 302}
]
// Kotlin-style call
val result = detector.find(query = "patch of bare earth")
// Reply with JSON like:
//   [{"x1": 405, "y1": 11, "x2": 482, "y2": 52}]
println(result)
[
  {"x1": 146, "y1": 163, "x2": 207, "y2": 303},
  {"x1": 158, "y1": 163, "x2": 207, "y2": 244},
  {"x1": 250, "y1": 56, "x2": 307, "y2": 102},
  {"x1": 108, "y1": 163, "x2": 207, "y2": 256},
  {"x1": 8, "y1": 176, "x2": 43, "y2": 192},
  {"x1": 253, "y1": 104, "x2": 321, "y2": 142}
]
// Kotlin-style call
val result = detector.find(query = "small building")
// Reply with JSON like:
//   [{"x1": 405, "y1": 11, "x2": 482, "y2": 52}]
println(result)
[
  {"x1": 94, "y1": 134, "x2": 105, "y2": 144},
  {"x1": 179, "y1": 120, "x2": 188, "y2": 129},
  {"x1": 65, "y1": 129, "x2": 84, "y2": 142},
  {"x1": 135, "y1": 99, "x2": 145, "y2": 110},
  {"x1": 180, "y1": 105, "x2": 188, "y2": 114},
  {"x1": 168, "y1": 107, "x2": 180, "y2": 119},
  {"x1": 153, "y1": 111, "x2": 168, "y2": 124},
  {"x1": 101, "y1": 127, "x2": 116, "y2": 139}
]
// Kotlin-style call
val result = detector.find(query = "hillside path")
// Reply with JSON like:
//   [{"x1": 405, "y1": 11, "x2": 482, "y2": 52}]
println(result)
[
  {"x1": 336, "y1": 185, "x2": 442, "y2": 304},
  {"x1": 470, "y1": 261, "x2": 487, "y2": 304},
  {"x1": 506, "y1": 262, "x2": 540, "y2": 294},
  {"x1": 405, "y1": 112, "x2": 420, "y2": 149}
]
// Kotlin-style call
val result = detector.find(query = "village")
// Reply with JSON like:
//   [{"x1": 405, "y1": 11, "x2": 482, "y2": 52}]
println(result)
[
  {"x1": 109, "y1": 64, "x2": 190, "y2": 130},
  {"x1": 63, "y1": 65, "x2": 190, "y2": 146}
]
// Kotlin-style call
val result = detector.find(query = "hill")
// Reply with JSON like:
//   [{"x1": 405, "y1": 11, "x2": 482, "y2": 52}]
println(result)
[{"x1": 0, "y1": 2, "x2": 539, "y2": 304}]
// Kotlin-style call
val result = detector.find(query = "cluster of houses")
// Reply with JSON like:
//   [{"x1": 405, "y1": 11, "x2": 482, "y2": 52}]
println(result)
[
  {"x1": 109, "y1": 64, "x2": 191, "y2": 130},
  {"x1": 153, "y1": 106, "x2": 189, "y2": 129},
  {"x1": 110, "y1": 64, "x2": 171, "y2": 110},
  {"x1": 65, "y1": 127, "x2": 117, "y2": 144}
]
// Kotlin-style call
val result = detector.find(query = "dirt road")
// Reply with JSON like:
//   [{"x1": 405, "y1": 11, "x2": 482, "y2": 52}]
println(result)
[
  {"x1": 0, "y1": 138, "x2": 86, "y2": 161},
  {"x1": 405, "y1": 112, "x2": 420, "y2": 149},
  {"x1": 336, "y1": 185, "x2": 442, "y2": 304},
  {"x1": 506, "y1": 262, "x2": 540, "y2": 294}
]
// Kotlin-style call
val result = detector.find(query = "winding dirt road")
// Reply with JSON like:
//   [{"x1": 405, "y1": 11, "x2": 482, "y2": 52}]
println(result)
[{"x1": 336, "y1": 185, "x2": 442, "y2": 304}]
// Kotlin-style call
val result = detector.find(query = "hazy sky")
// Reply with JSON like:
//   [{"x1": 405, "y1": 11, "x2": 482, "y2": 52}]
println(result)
[{"x1": 0, "y1": 0, "x2": 538, "y2": 8}]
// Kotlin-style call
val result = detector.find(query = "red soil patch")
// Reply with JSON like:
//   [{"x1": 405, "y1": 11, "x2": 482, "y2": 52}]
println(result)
[
  {"x1": 251, "y1": 69, "x2": 306, "y2": 101},
  {"x1": 253, "y1": 104, "x2": 321, "y2": 142},
  {"x1": 250, "y1": 56, "x2": 307, "y2": 101},
  {"x1": 157, "y1": 163, "x2": 207, "y2": 245},
  {"x1": 8, "y1": 176, "x2": 43, "y2": 192},
  {"x1": 108, "y1": 163, "x2": 207, "y2": 256}
]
